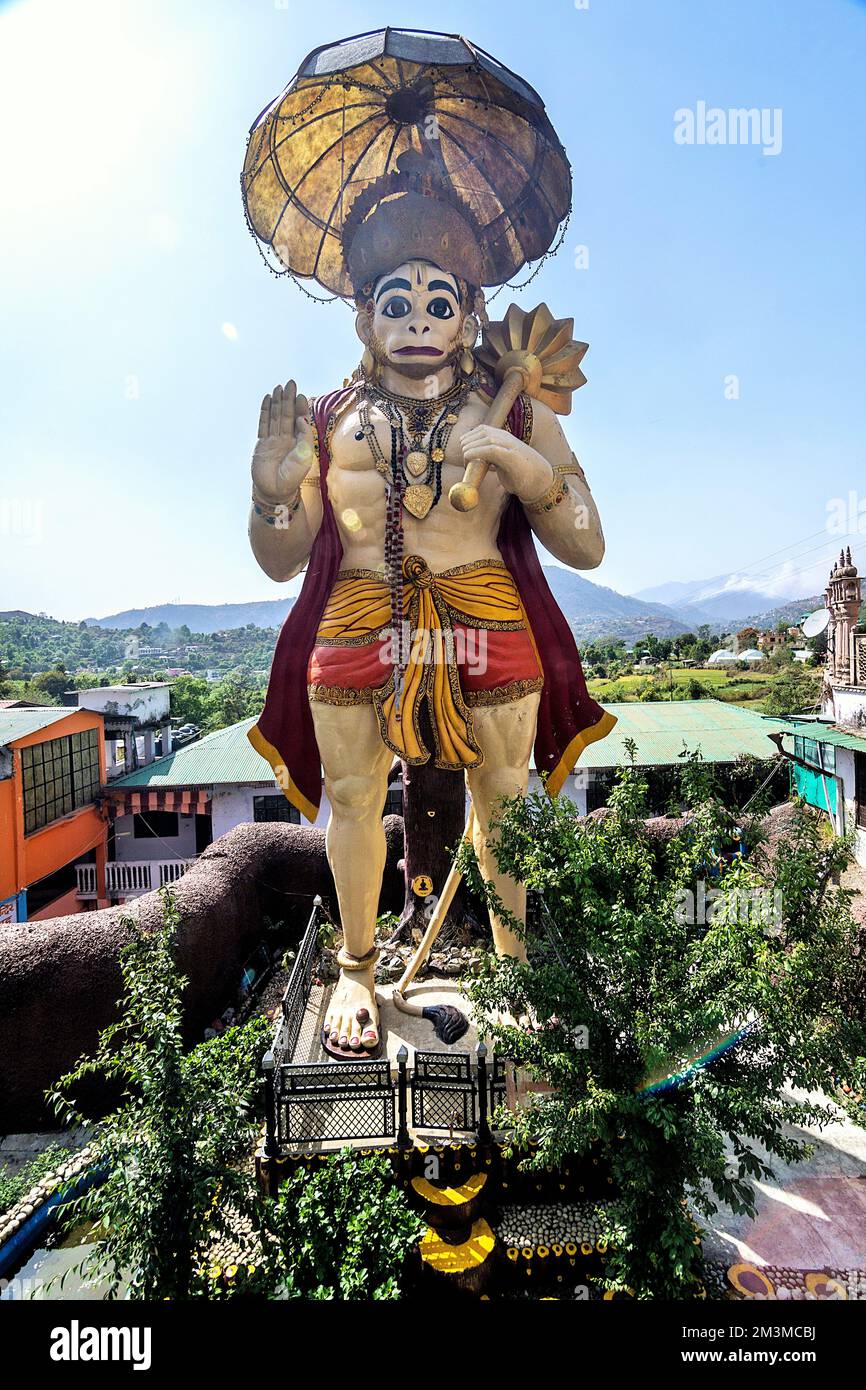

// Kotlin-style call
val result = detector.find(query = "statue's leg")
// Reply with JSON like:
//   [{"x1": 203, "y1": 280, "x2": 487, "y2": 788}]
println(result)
[
  {"x1": 310, "y1": 699, "x2": 391, "y2": 1051},
  {"x1": 464, "y1": 691, "x2": 541, "y2": 961}
]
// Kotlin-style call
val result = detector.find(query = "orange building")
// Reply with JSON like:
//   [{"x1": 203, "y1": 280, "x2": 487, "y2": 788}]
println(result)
[{"x1": 0, "y1": 706, "x2": 108, "y2": 923}]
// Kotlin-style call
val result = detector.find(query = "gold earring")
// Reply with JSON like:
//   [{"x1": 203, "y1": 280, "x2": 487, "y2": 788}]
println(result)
[
  {"x1": 361, "y1": 346, "x2": 375, "y2": 378},
  {"x1": 460, "y1": 348, "x2": 475, "y2": 376}
]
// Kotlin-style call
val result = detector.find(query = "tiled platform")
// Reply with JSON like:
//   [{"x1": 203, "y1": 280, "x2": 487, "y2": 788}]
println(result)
[{"x1": 699, "y1": 1091, "x2": 866, "y2": 1271}]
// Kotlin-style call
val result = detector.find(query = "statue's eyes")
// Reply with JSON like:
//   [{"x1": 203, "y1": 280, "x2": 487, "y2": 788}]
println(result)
[
  {"x1": 427, "y1": 297, "x2": 455, "y2": 320},
  {"x1": 382, "y1": 296, "x2": 411, "y2": 319}
]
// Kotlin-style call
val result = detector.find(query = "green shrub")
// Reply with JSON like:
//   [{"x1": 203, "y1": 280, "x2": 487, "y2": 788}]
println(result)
[
  {"x1": 460, "y1": 763, "x2": 866, "y2": 1298},
  {"x1": 48, "y1": 890, "x2": 270, "y2": 1300},
  {"x1": 256, "y1": 1149, "x2": 424, "y2": 1300}
]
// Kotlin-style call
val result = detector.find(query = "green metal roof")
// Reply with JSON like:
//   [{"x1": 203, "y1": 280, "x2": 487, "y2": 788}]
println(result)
[
  {"x1": 575, "y1": 700, "x2": 785, "y2": 769},
  {"x1": 0, "y1": 706, "x2": 79, "y2": 747},
  {"x1": 109, "y1": 701, "x2": 785, "y2": 790},
  {"x1": 770, "y1": 718, "x2": 866, "y2": 756},
  {"x1": 109, "y1": 717, "x2": 274, "y2": 789}
]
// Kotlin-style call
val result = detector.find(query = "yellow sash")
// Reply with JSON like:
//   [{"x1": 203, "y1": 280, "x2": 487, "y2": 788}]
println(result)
[{"x1": 316, "y1": 556, "x2": 530, "y2": 769}]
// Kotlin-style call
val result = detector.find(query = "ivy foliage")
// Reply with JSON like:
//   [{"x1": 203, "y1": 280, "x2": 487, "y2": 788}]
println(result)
[{"x1": 255, "y1": 1150, "x2": 425, "y2": 1300}]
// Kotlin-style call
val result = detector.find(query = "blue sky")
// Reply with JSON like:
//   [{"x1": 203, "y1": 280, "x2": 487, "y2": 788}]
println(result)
[{"x1": 1, "y1": 0, "x2": 864, "y2": 621}]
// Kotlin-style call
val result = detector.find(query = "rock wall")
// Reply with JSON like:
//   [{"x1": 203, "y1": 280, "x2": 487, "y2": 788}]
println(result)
[{"x1": 0, "y1": 817, "x2": 405, "y2": 1132}]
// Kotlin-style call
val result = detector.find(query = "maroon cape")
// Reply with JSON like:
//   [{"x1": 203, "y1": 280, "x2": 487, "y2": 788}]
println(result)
[{"x1": 248, "y1": 387, "x2": 615, "y2": 821}]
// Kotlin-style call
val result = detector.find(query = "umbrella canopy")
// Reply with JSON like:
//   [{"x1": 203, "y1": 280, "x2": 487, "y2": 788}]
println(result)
[{"x1": 241, "y1": 27, "x2": 572, "y2": 297}]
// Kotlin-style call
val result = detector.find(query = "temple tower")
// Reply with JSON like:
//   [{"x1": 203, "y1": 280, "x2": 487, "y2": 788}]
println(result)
[{"x1": 826, "y1": 548, "x2": 862, "y2": 685}]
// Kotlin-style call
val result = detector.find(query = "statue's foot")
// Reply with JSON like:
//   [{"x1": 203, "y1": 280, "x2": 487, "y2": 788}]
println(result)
[{"x1": 323, "y1": 967, "x2": 380, "y2": 1056}]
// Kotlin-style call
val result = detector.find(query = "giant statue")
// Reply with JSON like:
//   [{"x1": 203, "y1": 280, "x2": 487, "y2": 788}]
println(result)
[{"x1": 242, "y1": 31, "x2": 615, "y2": 1058}]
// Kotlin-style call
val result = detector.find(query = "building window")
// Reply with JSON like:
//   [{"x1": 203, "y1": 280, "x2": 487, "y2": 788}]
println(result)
[
  {"x1": 21, "y1": 729, "x2": 100, "y2": 836},
  {"x1": 383, "y1": 786, "x2": 404, "y2": 818},
  {"x1": 856, "y1": 752, "x2": 866, "y2": 830},
  {"x1": 793, "y1": 736, "x2": 835, "y2": 774},
  {"x1": 253, "y1": 795, "x2": 300, "y2": 825},
  {"x1": 133, "y1": 811, "x2": 180, "y2": 839}
]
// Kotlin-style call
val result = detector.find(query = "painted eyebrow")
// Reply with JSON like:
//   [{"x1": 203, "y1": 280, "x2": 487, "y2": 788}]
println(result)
[
  {"x1": 427, "y1": 280, "x2": 458, "y2": 300},
  {"x1": 374, "y1": 277, "x2": 412, "y2": 302}
]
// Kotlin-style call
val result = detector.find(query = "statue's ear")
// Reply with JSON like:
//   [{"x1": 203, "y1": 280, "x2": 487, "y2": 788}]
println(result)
[
  {"x1": 462, "y1": 313, "x2": 480, "y2": 348},
  {"x1": 355, "y1": 310, "x2": 371, "y2": 346}
]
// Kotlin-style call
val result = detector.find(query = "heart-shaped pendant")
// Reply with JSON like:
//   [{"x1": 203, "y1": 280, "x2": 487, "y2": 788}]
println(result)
[
  {"x1": 404, "y1": 449, "x2": 428, "y2": 478},
  {"x1": 403, "y1": 483, "x2": 434, "y2": 518}
]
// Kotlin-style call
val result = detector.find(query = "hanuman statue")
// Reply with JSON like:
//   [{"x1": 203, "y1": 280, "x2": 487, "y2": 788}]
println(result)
[{"x1": 246, "y1": 153, "x2": 613, "y2": 1058}]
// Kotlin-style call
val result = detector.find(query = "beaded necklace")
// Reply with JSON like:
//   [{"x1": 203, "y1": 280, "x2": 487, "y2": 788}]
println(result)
[{"x1": 356, "y1": 374, "x2": 473, "y2": 706}]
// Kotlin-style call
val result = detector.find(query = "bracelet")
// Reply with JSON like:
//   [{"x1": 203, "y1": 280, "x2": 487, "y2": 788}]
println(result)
[
  {"x1": 252, "y1": 491, "x2": 302, "y2": 526},
  {"x1": 336, "y1": 945, "x2": 380, "y2": 973},
  {"x1": 523, "y1": 474, "x2": 570, "y2": 515}
]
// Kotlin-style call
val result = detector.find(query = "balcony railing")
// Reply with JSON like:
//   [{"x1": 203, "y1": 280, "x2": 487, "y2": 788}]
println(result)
[{"x1": 75, "y1": 858, "x2": 196, "y2": 900}]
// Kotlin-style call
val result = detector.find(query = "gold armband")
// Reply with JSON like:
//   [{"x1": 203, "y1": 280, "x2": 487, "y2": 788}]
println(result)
[{"x1": 523, "y1": 475, "x2": 570, "y2": 515}]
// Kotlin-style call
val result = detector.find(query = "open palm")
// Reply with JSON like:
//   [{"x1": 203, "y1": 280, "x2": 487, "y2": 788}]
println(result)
[{"x1": 251, "y1": 379, "x2": 314, "y2": 502}]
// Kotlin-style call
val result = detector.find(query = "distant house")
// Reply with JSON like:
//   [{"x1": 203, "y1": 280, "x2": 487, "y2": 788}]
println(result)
[{"x1": 86, "y1": 718, "x2": 302, "y2": 904}]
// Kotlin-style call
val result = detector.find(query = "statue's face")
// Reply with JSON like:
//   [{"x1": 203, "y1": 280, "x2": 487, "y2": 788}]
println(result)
[{"x1": 358, "y1": 260, "x2": 475, "y2": 380}]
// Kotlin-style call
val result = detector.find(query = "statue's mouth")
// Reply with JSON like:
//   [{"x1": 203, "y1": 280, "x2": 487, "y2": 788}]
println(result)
[{"x1": 393, "y1": 346, "x2": 444, "y2": 357}]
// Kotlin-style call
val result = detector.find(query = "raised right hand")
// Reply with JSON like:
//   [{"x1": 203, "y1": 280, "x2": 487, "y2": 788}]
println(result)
[{"x1": 251, "y1": 380, "x2": 315, "y2": 502}]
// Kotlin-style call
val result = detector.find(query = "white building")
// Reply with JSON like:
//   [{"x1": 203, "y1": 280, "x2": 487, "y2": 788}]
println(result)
[{"x1": 66, "y1": 682, "x2": 174, "y2": 778}]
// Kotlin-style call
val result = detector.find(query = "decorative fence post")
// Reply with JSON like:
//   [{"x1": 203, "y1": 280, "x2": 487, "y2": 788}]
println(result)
[
  {"x1": 476, "y1": 1041, "x2": 491, "y2": 1144},
  {"x1": 396, "y1": 1044, "x2": 410, "y2": 1150},
  {"x1": 262, "y1": 1049, "x2": 278, "y2": 1159}
]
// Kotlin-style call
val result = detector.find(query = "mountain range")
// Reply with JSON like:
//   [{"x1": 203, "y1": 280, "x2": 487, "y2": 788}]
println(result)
[
  {"x1": 633, "y1": 570, "x2": 821, "y2": 628},
  {"x1": 83, "y1": 566, "x2": 821, "y2": 646}
]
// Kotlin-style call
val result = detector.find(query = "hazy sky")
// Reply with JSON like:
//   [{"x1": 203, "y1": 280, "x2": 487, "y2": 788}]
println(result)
[{"x1": 1, "y1": 0, "x2": 864, "y2": 620}]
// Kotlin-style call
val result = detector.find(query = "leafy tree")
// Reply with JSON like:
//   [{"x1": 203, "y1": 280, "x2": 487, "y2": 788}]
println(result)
[
  {"x1": 32, "y1": 663, "x2": 69, "y2": 699},
  {"x1": 171, "y1": 675, "x2": 211, "y2": 728},
  {"x1": 762, "y1": 665, "x2": 821, "y2": 716},
  {"x1": 49, "y1": 890, "x2": 270, "y2": 1300},
  {"x1": 460, "y1": 765, "x2": 866, "y2": 1298}
]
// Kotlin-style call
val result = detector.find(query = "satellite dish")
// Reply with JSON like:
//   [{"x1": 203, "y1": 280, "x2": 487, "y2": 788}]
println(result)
[{"x1": 801, "y1": 608, "x2": 830, "y2": 638}]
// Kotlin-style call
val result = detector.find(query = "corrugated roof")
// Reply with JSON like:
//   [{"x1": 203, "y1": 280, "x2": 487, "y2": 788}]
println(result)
[
  {"x1": 0, "y1": 706, "x2": 78, "y2": 746},
  {"x1": 771, "y1": 718, "x2": 866, "y2": 755},
  {"x1": 109, "y1": 717, "x2": 274, "y2": 788},
  {"x1": 576, "y1": 700, "x2": 785, "y2": 769},
  {"x1": 108, "y1": 701, "x2": 785, "y2": 788}
]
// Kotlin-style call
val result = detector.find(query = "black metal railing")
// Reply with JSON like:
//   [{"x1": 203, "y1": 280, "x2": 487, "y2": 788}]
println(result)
[
  {"x1": 278, "y1": 1059, "x2": 396, "y2": 1146},
  {"x1": 265, "y1": 1042, "x2": 510, "y2": 1154},
  {"x1": 262, "y1": 896, "x2": 323, "y2": 1157},
  {"x1": 411, "y1": 1048, "x2": 477, "y2": 1133},
  {"x1": 261, "y1": 898, "x2": 514, "y2": 1154}
]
